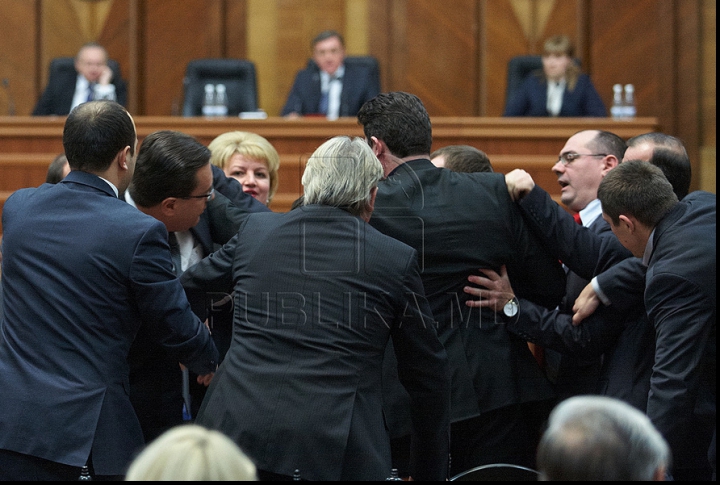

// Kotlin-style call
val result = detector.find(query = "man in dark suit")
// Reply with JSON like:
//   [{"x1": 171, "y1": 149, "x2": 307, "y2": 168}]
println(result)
[
  {"x1": 281, "y1": 30, "x2": 380, "y2": 119},
  {"x1": 181, "y1": 136, "x2": 451, "y2": 481},
  {"x1": 575, "y1": 161, "x2": 716, "y2": 481},
  {"x1": 33, "y1": 42, "x2": 128, "y2": 116},
  {"x1": 464, "y1": 130, "x2": 654, "y2": 412},
  {"x1": 0, "y1": 100, "x2": 217, "y2": 480},
  {"x1": 125, "y1": 130, "x2": 268, "y2": 442},
  {"x1": 357, "y1": 91, "x2": 566, "y2": 476}
]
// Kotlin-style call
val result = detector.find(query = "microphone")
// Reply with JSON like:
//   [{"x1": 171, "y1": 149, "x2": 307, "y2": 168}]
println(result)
[{"x1": 2, "y1": 78, "x2": 15, "y2": 116}]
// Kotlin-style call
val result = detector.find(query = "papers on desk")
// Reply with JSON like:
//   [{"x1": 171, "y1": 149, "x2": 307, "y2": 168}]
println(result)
[{"x1": 239, "y1": 110, "x2": 268, "y2": 119}]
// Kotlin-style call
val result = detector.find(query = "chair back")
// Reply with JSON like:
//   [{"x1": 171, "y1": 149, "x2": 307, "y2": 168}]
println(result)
[
  {"x1": 505, "y1": 55, "x2": 544, "y2": 104},
  {"x1": 450, "y1": 463, "x2": 540, "y2": 481},
  {"x1": 182, "y1": 58, "x2": 258, "y2": 116}
]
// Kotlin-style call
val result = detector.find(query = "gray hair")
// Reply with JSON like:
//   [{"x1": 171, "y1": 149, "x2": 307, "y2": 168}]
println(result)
[
  {"x1": 301, "y1": 136, "x2": 383, "y2": 216},
  {"x1": 537, "y1": 395, "x2": 670, "y2": 481}
]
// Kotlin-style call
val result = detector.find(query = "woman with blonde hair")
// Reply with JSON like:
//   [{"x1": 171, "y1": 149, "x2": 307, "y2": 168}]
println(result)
[
  {"x1": 125, "y1": 424, "x2": 257, "y2": 481},
  {"x1": 209, "y1": 131, "x2": 280, "y2": 206},
  {"x1": 504, "y1": 34, "x2": 607, "y2": 117}
]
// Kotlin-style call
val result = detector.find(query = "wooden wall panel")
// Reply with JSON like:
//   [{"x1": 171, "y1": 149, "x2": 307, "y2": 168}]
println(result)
[
  {"x1": 0, "y1": 0, "x2": 38, "y2": 117},
  {"x1": 396, "y1": 0, "x2": 478, "y2": 116},
  {"x1": 142, "y1": 0, "x2": 224, "y2": 116},
  {"x1": 0, "y1": 0, "x2": 714, "y2": 189}
]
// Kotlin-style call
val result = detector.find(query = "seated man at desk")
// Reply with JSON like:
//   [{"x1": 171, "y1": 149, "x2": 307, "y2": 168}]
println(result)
[
  {"x1": 281, "y1": 30, "x2": 379, "y2": 119},
  {"x1": 33, "y1": 42, "x2": 127, "y2": 116}
]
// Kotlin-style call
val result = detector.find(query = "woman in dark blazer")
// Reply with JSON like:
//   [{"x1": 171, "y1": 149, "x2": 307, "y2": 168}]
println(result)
[{"x1": 504, "y1": 35, "x2": 607, "y2": 117}]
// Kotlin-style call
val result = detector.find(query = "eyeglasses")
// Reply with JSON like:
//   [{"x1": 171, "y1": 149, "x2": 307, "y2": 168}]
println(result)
[
  {"x1": 180, "y1": 187, "x2": 215, "y2": 201},
  {"x1": 557, "y1": 153, "x2": 608, "y2": 165}
]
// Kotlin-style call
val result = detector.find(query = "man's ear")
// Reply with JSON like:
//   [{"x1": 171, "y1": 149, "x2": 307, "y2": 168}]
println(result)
[
  {"x1": 160, "y1": 197, "x2": 178, "y2": 217},
  {"x1": 618, "y1": 214, "x2": 635, "y2": 233},
  {"x1": 369, "y1": 136, "x2": 384, "y2": 158},
  {"x1": 602, "y1": 155, "x2": 620, "y2": 175},
  {"x1": 117, "y1": 146, "x2": 132, "y2": 171}
]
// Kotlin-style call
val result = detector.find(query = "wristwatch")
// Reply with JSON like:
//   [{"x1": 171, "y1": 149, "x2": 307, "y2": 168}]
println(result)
[{"x1": 503, "y1": 297, "x2": 519, "y2": 318}]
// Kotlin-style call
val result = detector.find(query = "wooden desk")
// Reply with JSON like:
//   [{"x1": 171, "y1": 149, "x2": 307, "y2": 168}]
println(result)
[{"x1": 0, "y1": 116, "x2": 659, "y2": 233}]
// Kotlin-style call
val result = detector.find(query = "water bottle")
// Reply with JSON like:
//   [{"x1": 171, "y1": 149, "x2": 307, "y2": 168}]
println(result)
[
  {"x1": 386, "y1": 468, "x2": 402, "y2": 481},
  {"x1": 215, "y1": 84, "x2": 228, "y2": 117},
  {"x1": 610, "y1": 84, "x2": 625, "y2": 119},
  {"x1": 202, "y1": 84, "x2": 215, "y2": 117},
  {"x1": 623, "y1": 84, "x2": 636, "y2": 118}
]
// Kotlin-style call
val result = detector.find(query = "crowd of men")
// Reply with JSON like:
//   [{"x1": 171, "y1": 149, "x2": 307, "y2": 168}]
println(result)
[{"x1": 0, "y1": 32, "x2": 715, "y2": 483}]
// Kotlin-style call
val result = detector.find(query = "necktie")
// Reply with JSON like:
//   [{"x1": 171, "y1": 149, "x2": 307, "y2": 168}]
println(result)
[
  {"x1": 168, "y1": 232, "x2": 182, "y2": 276},
  {"x1": 573, "y1": 212, "x2": 583, "y2": 225},
  {"x1": 318, "y1": 89, "x2": 329, "y2": 115},
  {"x1": 86, "y1": 83, "x2": 95, "y2": 102}
]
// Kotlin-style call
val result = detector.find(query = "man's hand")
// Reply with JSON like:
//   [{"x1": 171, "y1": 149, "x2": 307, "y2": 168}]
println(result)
[
  {"x1": 98, "y1": 65, "x2": 113, "y2": 85},
  {"x1": 463, "y1": 265, "x2": 515, "y2": 312},
  {"x1": 505, "y1": 169, "x2": 535, "y2": 201},
  {"x1": 197, "y1": 373, "x2": 214, "y2": 386},
  {"x1": 572, "y1": 282, "x2": 600, "y2": 325}
]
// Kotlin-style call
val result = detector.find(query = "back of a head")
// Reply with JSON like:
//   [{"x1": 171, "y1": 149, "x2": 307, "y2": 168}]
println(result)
[
  {"x1": 627, "y1": 133, "x2": 691, "y2": 199},
  {"x1": 598, "y1": 160, "x2": 677, "y2": 227},
  {"x1": 46, "y1": 153, "x2": 69, "y2": 184},
  {"x1": 129, "y1": 130, "x2": 210, "y2": 208},
  {"x1": 63, "y1": 100, "x2": 135, "y2": 173},
  {"x1": 357, "y1": 91, "x2": 432, "y2": 158},
  {"x1": 537, "y1": 396, "x2": 670, "y2": 481},
  {"x1": 589, "y1": 130, "x2": 627, "y2": 162},
  {"x1": 431, "y1": 145, "x2": 493, "y2": 173},
  {"x1": 125, "y1": 424, "x2": 257, "y2": 481},
  {"x1": 301, "y1": 136, "x2": 383, "y2": 216}
]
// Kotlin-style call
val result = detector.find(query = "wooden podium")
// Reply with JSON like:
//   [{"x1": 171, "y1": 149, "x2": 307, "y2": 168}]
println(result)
[{"x1": 0, "y1": 116, "x2": 659, "y2": 234}]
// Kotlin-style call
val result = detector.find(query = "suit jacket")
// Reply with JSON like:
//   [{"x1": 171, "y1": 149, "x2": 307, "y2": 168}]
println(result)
[
  {"x1": 280, "y1": 61, "x2": 380, "y2": 117},
  {"x1": 32, "y1": 65, "x2": 128, "y2": 116},
  {"x1": 129, "y1": 170, "x2": 271, "y2": 442},
  {"x1": 503, "y1": 71, "x2": 607, "y2": 117},
  {"x1": 506, "y1": 187, "x2": 654, "y2": 411},
  {"x1": 369, "y1": 159, "x2": 565, "y2": 430},
  {"x1": 181, "y1": 205, "x2": 451, "y2": 481},
  {"x1": 0, "y1": 171, "x2": 217, "y2": 475},
  {"x1": 636, "y1": 192, "x2": 715, "y2": 474}
]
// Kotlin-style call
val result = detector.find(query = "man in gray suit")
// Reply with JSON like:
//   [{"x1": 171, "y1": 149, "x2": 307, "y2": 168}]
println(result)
[{"x1": 181, "y1": 136, "x2": 450, "y2": 481}]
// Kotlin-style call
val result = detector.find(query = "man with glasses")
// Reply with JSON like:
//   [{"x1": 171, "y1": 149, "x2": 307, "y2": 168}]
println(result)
[
  {"x1": 465, "y1": 129, "x2": 654, "y2": 413},
  {"x1": 125, "y1": 130, "x2": 263, "y2": 442}
]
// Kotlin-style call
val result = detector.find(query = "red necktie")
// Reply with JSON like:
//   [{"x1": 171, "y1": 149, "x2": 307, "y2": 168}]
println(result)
[{"x1": 573, "y1": 212, "x2": 582, "y2": 225}]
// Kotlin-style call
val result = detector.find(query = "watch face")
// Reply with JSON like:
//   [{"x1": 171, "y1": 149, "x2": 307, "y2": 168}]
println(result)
[{"x1": 503, "y1": 298, "x2": 518, "y2": 317}]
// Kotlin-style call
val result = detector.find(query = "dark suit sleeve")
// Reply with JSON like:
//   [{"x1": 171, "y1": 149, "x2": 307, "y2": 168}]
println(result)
[
  {"x1": 113, "y1": 73, "x2": 128, "y2": 108},
  {"x1": 503, "y1": 76, "x2": 533, "y2": 116},
  {"x1": 507, "y1": 297, "x2": 631, "y2": 359},
  {"x1": 32, "y1": 86, "x2": 56, "y2": 115},
  {"x1": 281, "y1": 70, "x2": 307, "y2": 115},
  {"x1": 129, "y1": 222, "x2": 218, "y2": 375},
  {"x1": 578, "y1": 74, "x2": 607, "y2": 117},
  {"x1": 211, "y1": 164, "x2": 271, "y2": 213},
  {"x1": 518, "y1": 185, "x2": 632, "y2": 280},
  {"x1": 180, "y1": 231, "x2": 241, "y2": 295},
  {"x1": 392, "y1": 250, "x2": 450, "y2": 481},
  {"x1": 595, "y1": 258, "x2": 647, "y2": 312}
]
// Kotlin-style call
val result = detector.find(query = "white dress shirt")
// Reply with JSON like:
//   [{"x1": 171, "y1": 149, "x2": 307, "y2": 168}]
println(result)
[
  {"x1": 71, "y1": 76, "x2": 117, "y2": 111},
  {"x1": 546, "y1": 79, "x2": 566, "y2": 116},
  {"x1": 320, "y1": 65, "x2": 345, "y2": 120}
]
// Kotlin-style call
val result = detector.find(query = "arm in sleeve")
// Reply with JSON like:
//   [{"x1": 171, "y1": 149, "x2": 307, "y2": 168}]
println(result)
[
  {"x1": 580, "y1": 75, "x2": 608, "y2": 117},
  {"x1": 129, "y1": 222, "x2": 218, "y2": 375},
  {"x1": 180, "y1": 231, "x2": 240, "y2": 294},
  {"x1": 281, "y1": 71, "x2": 306, "y2": 116},
  {"x1": 518, "y1": 185, "x2": 632, "y2": 280},
  {"x1": 594, "y1": 258, "x2": 647, "y2": 312}
]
